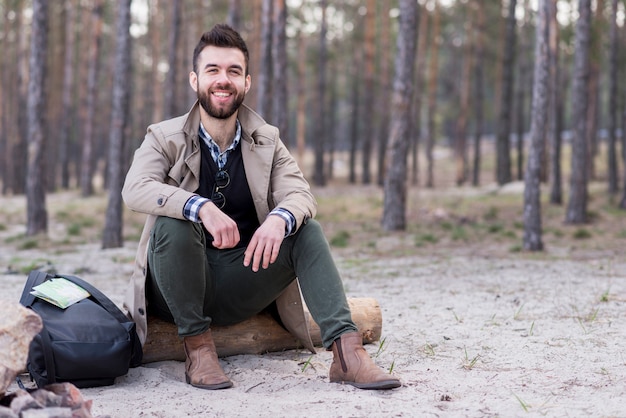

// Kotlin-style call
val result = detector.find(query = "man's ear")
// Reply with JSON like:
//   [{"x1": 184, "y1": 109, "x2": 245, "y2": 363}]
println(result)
[
  {"x1": 189, "y1": 71, "x2": 198, "y2": 92},
  {"x1": 245, "y1": 74, "x2": 251, "y2": 94}
]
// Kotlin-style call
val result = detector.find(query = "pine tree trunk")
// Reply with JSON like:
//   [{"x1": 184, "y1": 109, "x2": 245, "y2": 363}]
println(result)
[
  {"x1": 227, "y1": 0, "x2": 242, "y2": 30},
  {"x1": 523, "y1": 0, "x2": 549, "y2": 251},
  {"x1": 360, "y1": 0, "x2": 375, "y2": 185},
  {"x1": 607, "y1": 0, "x2": 619, "y2": 195},
  {"x1": 313, "y1": 0, "x2": 327, "y2": 186},
  {"x1": 382, "y1": 0, "x2": 418, "y2": 231},
  {"x1": 272, "y1": 0, "x2": 288, "y2": 146},
  {"x1": 256, "y1": 0, "x2": 273, "y2": 119},
  {"x1": 376, "y1": 0, "x2": 392, "y2": 187},
  {"x1": 59, "y1": 0, "x2": 76, "y2": 190},
  {"x1": 471, "y1": 0, "x2": 485, "y2": 187},
  {"x1": 495, "y1": 0, "x2": 516, "y2": 185},
  {"x1": 565, "y1": 0, "x2": 591, "y2": 224},
  {"x1": 411, "y1": 4, "x2": 429, "y2": 186},
  {"x1": 26, "y1": 0, "x2": 49, "y2": 236},
  {"x1": 103, "y1": 0, "x2": 132, "y2": 249},
  {"x1": 163, "y1": 0, "x2": 180, "y2": 119},
  {"x1": 79, "y1": 0, "x2": 104, "y2": 197},
  {"x1": 454, "y1": 3, "x2": 472, "y2": 187},
  {"x1": 425, "y1": 1, "x2": 440, "y2": 188},
  {"x1": 548, "y1": 0, "x2": 563, "y2": 205}
]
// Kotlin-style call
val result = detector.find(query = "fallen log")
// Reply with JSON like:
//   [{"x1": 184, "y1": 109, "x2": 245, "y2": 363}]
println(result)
[{"x1": 142, "y1": 297, "x2": 382, "y2": 363}]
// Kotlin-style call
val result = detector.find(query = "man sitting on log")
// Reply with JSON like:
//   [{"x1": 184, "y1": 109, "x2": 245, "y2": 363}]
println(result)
[{"x1": 122, "y1": 23, "x2": 400, "y2": 391}]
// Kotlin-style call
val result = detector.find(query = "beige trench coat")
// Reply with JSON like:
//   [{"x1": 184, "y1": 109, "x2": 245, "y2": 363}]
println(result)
[{"x1": 122, "y1": 102, "x2": 317, "y2": 352}]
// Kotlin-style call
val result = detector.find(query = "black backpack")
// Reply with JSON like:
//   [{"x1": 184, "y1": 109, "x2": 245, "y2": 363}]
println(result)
[{"x1": 19, "y1": 270, "x2": 143, "y2": 388}]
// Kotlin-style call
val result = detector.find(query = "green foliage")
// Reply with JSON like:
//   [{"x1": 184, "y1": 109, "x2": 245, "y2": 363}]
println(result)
[
  {"x1": 329, "y1": 230, "x2": 351, "y2": 247},
  {"x1": 572, "y1": 228, "x2": 592, "y2": 239}
]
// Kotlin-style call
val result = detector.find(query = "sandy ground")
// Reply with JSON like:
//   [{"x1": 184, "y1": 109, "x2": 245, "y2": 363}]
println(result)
[{"x1": 3, "y1": 237, "x2": 626, "y2": 417}]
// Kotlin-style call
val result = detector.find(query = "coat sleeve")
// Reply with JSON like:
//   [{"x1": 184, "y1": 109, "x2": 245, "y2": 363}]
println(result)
[
  {"x1": 269, "y1": 137, "x2": 317, "y2": 231},
  {"x1": 122, "y1": 124, "x2": 197, "y2": 219}
]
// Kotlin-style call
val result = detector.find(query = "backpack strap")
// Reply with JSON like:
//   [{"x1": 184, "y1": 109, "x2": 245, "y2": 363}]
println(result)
[
  {"x1": 57, "y1": 274, "x2": 130, "y2": 324},
  {"x1": 20, "y1": 270, "x2": 52, "y2": 307}
]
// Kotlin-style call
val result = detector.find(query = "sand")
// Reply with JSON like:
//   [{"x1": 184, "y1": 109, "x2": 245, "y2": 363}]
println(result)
[{"x1": 3, "y1": 240, "x2": 626, "y2": 417}]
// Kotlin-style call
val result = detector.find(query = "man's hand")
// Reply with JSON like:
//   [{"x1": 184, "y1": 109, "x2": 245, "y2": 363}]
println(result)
[
  {"x1": 244, "y1": 215, "x2": 286, "y2": 272},
  {"x1": 198, "y1": 201, "x2": 240, "y2": 249}
]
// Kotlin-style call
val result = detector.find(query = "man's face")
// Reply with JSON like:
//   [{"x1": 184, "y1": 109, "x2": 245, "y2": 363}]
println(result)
[{"x1": 190, "y1": 46, "x2": 251, "y2": 120}]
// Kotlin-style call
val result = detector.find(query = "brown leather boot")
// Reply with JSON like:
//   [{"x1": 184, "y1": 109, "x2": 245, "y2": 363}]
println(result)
[
  {"x1": 183, "y1": 330, "x2": 233, "y2": 390},
  {"x1": 329, "y1": 332, "x2": 401, "y2": 390}
]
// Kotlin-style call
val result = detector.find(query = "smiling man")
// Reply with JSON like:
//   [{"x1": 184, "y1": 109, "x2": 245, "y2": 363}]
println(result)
[{"x1": 122, "y1": 24, "x2": 400, "y2": 391}]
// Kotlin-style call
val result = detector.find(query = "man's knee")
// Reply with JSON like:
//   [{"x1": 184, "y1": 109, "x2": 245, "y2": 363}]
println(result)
[{"x1": 151, "y1": 217, "x2": 205, "y2": 252}]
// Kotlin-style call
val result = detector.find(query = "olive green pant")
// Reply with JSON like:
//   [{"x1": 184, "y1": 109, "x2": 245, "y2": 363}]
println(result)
[{"x1": 146, "y1": 217, "x2": 356, "y2": 348}]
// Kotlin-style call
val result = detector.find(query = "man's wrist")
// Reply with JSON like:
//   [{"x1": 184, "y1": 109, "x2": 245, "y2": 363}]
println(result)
[
  {"x1": 269, "y1": 208, "x2": 296, "y2": 237},
  {"x1": 183, "y1": 195, "x2": 211, "y2": 222}
]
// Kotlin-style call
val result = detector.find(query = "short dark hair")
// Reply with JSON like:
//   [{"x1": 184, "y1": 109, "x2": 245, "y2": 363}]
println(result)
[{"x1": 192, "y1": 24, "x2": 250, "y2": 75}]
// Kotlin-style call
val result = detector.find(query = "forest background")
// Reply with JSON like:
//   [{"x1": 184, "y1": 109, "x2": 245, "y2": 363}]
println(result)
[{"x1": 1, "y1": 0, "x2": 626, "y2": 260}]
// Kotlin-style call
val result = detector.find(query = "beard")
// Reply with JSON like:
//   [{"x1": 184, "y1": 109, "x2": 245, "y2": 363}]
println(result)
[{"x1": 197, "y1": 84, "x2": 246, "y2": 120}]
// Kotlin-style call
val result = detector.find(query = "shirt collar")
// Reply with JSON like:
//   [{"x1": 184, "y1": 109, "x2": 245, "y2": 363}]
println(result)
[{"x1": 198, "y1": 120, "x2": 242, "y2": 154}]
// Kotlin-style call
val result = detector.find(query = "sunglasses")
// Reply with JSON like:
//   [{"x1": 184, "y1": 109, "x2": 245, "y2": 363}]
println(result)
[{"x1": 211, "y1": 170, "x2": 230, "y2": 209}]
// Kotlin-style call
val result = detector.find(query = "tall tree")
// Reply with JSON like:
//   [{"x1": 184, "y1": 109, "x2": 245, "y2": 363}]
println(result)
[
  {"x1": 272, "y1": 0, "x2": 288, "y2": 147},
  {"x1": 382, "y1": 0, "x2": 418, "y2": 231},
  {"x1": 585, "y1": 0, "x2": 604, "y2": 181},
  {"x1": 376, "y1": 0, "x2": 392, "y2": 186},
  {"x1": 495, "y1": 0, "x2": 517, "y2": 185},
  {"x1": 79, "y1": 0, "x2": 104, "y2": 197},
  {"x1": 425, "y1": 0, "x2": 441, "y2": 188},
  {"x1": 454, "y1": 2, "x2": 473, "y2": 186},
  {"x1": 411, "y1": 2, "x2": 429, "y2": 186},
  {"x1": 348, "y1": 15, "x2": 363, "y2": 184},
  {"x1": 26, "y1": 0, "x2": 49, "y2": 236},
  {"x1": 256, "y1": 0, "x2": 273, "y2": 119},
  {"x1": 471, "y1": 0, "x2": 486, "y2": 187},
  {"x1": 59, "y1": 0, "x2": 76, "y2": 190},
  {"x1": 523, "y1": 0, "x2": 550, "y2": 251},
  {"x1": 312, "y1": 0, "x2": 327, "y2": 186},
  {"x1": 102, "y1": 0, "x2": 132, "y2": 249},
  {"x1": 295, "y1": 25, "x2": 307, "y2": 162},
  {"x1": 548, "y1": 0, "x2": 563, "y2": 204},
  {"x1": 607, "y1": 0, "x2": 619, "y2": 195},
  {"x1": 227, "y1": 0, "x2": 242, "y2": 30},
  {"x1": 514, "y1": 0, "x2": 531, "y2": 181},
  {"x1": 565, "y1": 0, "x2": 591, "y2": 224},
  {"x1": 163, "y1": 0, "x2": 181, "y2": 119},
  {"x1": 360, "y1": 0, "x2": 376, "y2": 184},
  {"x1": 149, "y1": 0, "x2": 164, "y2": 124}
]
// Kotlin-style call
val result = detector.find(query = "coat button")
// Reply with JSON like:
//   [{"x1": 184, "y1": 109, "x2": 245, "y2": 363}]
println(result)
[{"x1": 157, "y1": 197, "x2": 163, "y2": 205}]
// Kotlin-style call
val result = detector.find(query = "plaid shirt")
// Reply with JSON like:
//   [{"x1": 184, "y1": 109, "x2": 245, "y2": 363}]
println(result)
[{"x1": 183, "y1": 121, "x2": 296, "y2": 237}]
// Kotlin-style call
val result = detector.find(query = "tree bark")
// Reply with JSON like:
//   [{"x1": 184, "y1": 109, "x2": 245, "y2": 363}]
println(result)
[
  {"x1": 381, "y1": 0, "x2": 418, "y2": 231},
  {"x1": 607, "y1": 0, "x2": 619, "y2": 195},
  {"x1": 425, "y1": 1, "x2": 441, "y2": 188},
  {"x1": 163, "y1": 0, "x2": 181, "y2": 119},
  {"x1": 143, "y1": 298, "x2": 382, "y2": 363},
  {"x1": 495, "y1": 0, "x2": 517, "y2": 186},
  {"x1": 59, "y1": 0, "x2": 76, "y2": 190},
  {"x1": 523, "y1": 0, "x2": 550, "y2": 252},
  {"x1": 454, "y1": 2, "x2": 472, "y2": 187},
  {"x1": 471, "y1": 0, "x2": 485, "y2": 187},
  {"x1": 376, "y1": 0, "x2": 392, "y2": 187},
  {"x1": 227, "y1": 0, "x2": 242, "y2": 30},
  {"x1": 411, "y1": 3, "x2": 429, "y2": 186},
  {"x1": 102, "y1": 0, "x2": 132, "y2": 249},
  {"x1": 26, "y1": 0, "x2": 49, "y2": 236},
  {"x1": 272, "y1": 0, "x2": 288, "y2": 147},
  {"x1": 79, "y1": 0, "x2": 104, "y2": 197},
  {"x1": 360, "y1": 0, "x2": 376, "y2": 185},
  {"x1": 312, "y1": 0, "x2": 327, "y2": 186},
  {"x1": 565, "y1": 0, "x2": 591, "y2": 224},
  {"x1": 548, "y1": 0, "x2": 563, "y2": 205},
  {"x1": 256, "y1": 0, "x2": 273, "y2": 119}
]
